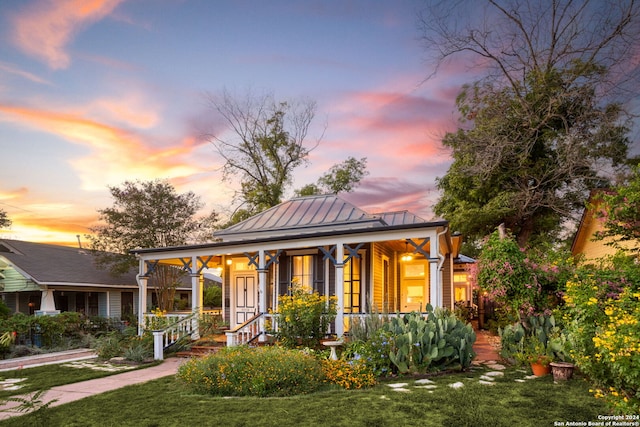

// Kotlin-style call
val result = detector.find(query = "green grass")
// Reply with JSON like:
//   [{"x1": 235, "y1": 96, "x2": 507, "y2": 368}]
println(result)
[
  {"x1": 0, "y1": 363, "x2": 609, "y2": 427},
  {"x1": 0, "y1": 361, "x2": 157, "y2": 400}
]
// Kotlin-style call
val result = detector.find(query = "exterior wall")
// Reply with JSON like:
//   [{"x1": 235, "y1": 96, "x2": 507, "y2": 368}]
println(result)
[
  {"x1": 109, "y1": 291, "x2": 121, "y2": 319},
  {"x1": 371, "y1": 242, "x2": 396, "y2": 312}
]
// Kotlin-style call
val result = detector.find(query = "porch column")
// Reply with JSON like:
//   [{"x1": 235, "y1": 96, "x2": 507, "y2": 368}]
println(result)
[
  {"x1": 136, "y1": 258, "x2": 148, "y2": 336},
  {"x1": 258, "y1": 250, "x2": 267, "y2": 342},
  {"x1": 335, "y1": 243, "x2": 345, "y2": 337},
  {"x1": 190, "y1": 255, "x2": 202, "y2": 315},
  {"x1": 39, "y1": 287, "x2": 56, "y2": 312},
  {"x1": 429, "y1": 259, "x2": 440, "y2": 308}
]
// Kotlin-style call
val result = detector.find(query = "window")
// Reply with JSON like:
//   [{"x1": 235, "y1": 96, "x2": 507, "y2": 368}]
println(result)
[
  {"x1": 344, "y1": 256, "x2": 361, "y2": 313},
  {"x1": 292, "y1": 255, "x2": 313, "y2": 289}
]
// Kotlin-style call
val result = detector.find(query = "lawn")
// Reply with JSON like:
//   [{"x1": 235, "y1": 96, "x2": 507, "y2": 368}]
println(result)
[
  {"x1": 0, "y1": 360, "x2": 157, "y2": 400},
  {"x1": 0, "y1": 362, "x2": 609, "y2": 427}
]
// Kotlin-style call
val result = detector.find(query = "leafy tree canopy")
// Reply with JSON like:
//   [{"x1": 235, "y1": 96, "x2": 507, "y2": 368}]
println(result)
[
  {"x1": 0, "y1": 209, "x2": 10, "y2": 229},
  {"x1": 295, "y1": 157, "x2": 369, "y2": 197},
  {"x1": 421, "y1": 0, "x2": 640, "y2": 248}
]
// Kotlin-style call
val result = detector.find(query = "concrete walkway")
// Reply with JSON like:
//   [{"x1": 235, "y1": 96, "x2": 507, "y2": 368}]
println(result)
[{"x1": 0, "y1": 354, "x2": 183, "y2": 421}]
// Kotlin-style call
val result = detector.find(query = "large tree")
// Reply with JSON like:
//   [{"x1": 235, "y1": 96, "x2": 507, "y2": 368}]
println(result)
[
  {"x1": 421, "y1": 0, "x2": 640, "y2": 247},
  {"x1": 0, "y1": 209, "x2": 10, "y2": 229},
  {"x1": 87, "y1": 180, "x2": 218, "y2": 311},
  {"x1": 207, "y1": 90, "x2": 368, "y2": 225},
  {"x1": 295, "y1": 156, "x2": 369, "y2": 197}
]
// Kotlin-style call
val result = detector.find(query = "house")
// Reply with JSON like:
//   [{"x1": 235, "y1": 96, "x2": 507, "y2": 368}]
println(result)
[
  {"x1": 571, "y1": 191, "x2": 638, "y2": 261},
  {"x1": 131, "y1": 194, "x2": 466, "y2": 341},
  {"x1": 0, "y1": 239, "x2": 191, "y2": 318}
]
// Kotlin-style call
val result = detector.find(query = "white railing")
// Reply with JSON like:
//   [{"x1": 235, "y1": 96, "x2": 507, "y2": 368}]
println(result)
[
  {"x1": 152, "y1": 313, "x2": 198, "y2": 361},
  {"x1": 225, "y1": 313, "x2": 275, "y2": 347}
]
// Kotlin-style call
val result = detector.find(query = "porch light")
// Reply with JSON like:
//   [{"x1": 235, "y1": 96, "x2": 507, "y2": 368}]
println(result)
[
  {"x1": 401, "y1": 240, "x2": 413, "y2": 262},
  {"x1": 226, "y1": 259, "x2": 232, "y2": 266}
]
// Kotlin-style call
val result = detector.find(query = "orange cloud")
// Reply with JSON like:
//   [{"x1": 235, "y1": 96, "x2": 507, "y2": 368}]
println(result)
[
  {"x1": 10, "y1": 0, "x2": 125, "y2": 69},
  {"x1": 0, "y1": 103, "x2": 208, "y2": 191}
]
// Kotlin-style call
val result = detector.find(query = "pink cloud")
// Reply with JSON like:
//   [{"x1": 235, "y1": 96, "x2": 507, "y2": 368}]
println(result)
[{"x1": 10, "y1": 0, "x2": 125, "y2": 69}]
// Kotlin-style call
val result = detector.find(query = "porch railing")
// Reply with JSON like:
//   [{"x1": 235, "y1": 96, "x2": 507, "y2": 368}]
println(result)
[
  {"x1": 149, "y1": 310, "x2": 219, "y2": 361},
  {"x1": 225, "y1": 313, "x2": 275, "y2": 347},
  {"x1": 152, "y1": 312, "x2": 199, "y2": 360}
]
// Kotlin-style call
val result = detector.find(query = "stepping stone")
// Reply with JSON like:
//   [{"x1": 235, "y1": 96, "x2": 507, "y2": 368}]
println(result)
[
  {"x1": 380, "y1": 396, "x2": 389, "y2": 400},
  {"x1": 1, "y1": 378, "x2": 26, "y2": 383},
  {"x1": 392, "y1": 388, "x2": 411, "y2": 392},
  {"x1": 514, "y1": 379, "x2": 525, "y2": 383},
  {"x1": 414, "y1": 378, "x2": 434, "y2": 385},
  {"x1": 479, "y1": 375, "x2": 495, "y2": 381},
  {"x1": 478, "y1": 380, "x2": 495, "y2": 386},
  {"x1": 484, "y1": 371, "x2": 504, "y2": 377},
  {"x1": 449, "y1": 382, "x2": 464, "y2": 389},
  {"x1": 482, "y1": 360, "x2": 497, "y2": 365},
  {"x1": 485, "y1": 363, "x2": 506, "y2": 370},
  {"x1": 524, "y1": 375, "x2": 538, "y2": 380},
  {"x1": 3, "y1": 385, "x2": 24, "y2": 391},
  {"x1": 387, "y1": 383, "x2": 409, "y2": 388},
  {"x1": 415, "y1": 385, "x2": 438, "y2": 389}
]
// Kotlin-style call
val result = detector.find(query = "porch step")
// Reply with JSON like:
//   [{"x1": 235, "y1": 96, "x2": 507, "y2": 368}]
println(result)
[{"x1": 176, "y1": 345, "x2": 223, "y2": 358}]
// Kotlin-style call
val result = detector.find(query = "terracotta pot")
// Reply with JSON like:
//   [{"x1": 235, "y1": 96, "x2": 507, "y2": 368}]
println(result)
[
  {"x1": 550, "y1": 362, "x2": 575, "y2": 381},
  {"x1": 530, "y1": 361, "x2": 551, "y2": 376}
]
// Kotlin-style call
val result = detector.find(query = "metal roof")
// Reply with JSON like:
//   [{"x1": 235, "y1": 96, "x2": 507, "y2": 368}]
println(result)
[
  {"x1": 374, "y1": 210, "x2": 427, "y2": 226},
  {"x1": 215, "y1": 194, "x2": 393, "y2": 241}
]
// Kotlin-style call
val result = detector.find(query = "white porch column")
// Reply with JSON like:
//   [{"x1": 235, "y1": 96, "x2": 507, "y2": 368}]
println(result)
[
  {"x1": 190, "y1": 256, "x2": 202, "y2": 314},
  {"x1": 258, "y1": 250, "x2": 267, "y2": 342},
  {"x1": 39, "y1": 287, "x2": 56, "y2": 312},
  {"x1": 136, "y1": 258, "x2": 148, "y2": 336},
  {"x1": 335, "y1": 243, "x2": 345, "y2": 337},
  {"x1": 429, "y1": 259, "x2": 440, "y2": 308}
]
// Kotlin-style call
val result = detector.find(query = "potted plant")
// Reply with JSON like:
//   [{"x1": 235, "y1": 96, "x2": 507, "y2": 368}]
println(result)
[
  {"x1": 521, "y1": 332, "x2": 553, "y2": 376},
  {"x1": 547, "y1": 328, "x2": 575, "y2": 381}
]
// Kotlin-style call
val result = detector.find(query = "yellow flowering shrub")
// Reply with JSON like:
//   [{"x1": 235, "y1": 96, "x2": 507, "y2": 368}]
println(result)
[
  {"x1": 276, "y1": 281, "x2": 337, "y2": 348},
  {"x1": 177, "y1": 346, "x2": 324, "y2": 397},
  {"x1": 321, "y1": 358, "x2": 377, "y2": 390},
  {"x1": 563, "y1": 257, "x2": 640, "y2": 414}
]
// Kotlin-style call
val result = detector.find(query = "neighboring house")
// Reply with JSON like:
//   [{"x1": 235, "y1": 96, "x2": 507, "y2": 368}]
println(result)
[
  {"x1": 131, "y1": 194, "x2": 468, "y2": 338},
  {"x1": 0, "y1": 239, "x2": 191, "y2": 318},
  {"x1": 571, "y1": 191, "x2": 637, "y2": 261}
]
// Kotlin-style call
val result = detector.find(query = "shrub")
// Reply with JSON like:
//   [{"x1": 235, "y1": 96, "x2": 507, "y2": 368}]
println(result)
[
  {"x1": 343, "y1": 327, "x2": 395, "y2": 377},
  {"x1": 563, "y1": 256, "x2": 640, "y2": 414},
  {"x1": 177, "y1": 346, "x2": 325, "y2": 397},
  {"x1": 123, "y1": 337, "x2": 153, "y2": 363},
  {"x1": 321, "y1": 358, "x2": 376, "y2": 389},
  {"x1": 275, "y1": 281, "x2": 337, "y2": 349},
  {"x1": 93, "y1": 331, "x2": 124, "y2": 360}
]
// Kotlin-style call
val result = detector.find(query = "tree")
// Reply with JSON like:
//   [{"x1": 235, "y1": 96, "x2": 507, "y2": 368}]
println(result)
[
  {"x1": 0, "y1": 209, "x2": 10, "y2": 229},
  {"x1": 421, "y1": 0, "x2": 640, "y2": 247},
  {"x1": 595, "y1": 165, "x2": 640, "y2": 254},
  {"x1": 87, "y1": 180, "x2": 218, "y2": 311},
  {"x1": 295, "y1": 156, "x2": 369, "y2": 196},
  {"x1": 207, "y1": 90, "x2": 321, "y2": 216}
]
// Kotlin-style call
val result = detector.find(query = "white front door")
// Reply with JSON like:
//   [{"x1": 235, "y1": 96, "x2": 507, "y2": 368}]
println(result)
[{"x1": 234, "y1": 274, "x2": 257, "y2": 325}]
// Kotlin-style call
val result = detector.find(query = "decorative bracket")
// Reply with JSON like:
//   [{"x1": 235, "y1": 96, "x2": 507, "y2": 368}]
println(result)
[{"x1": 407, "y1": 238, "x2": 430, "y2": 258}]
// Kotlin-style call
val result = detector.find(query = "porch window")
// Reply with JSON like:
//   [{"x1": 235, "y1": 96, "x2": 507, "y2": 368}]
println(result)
[
  {"x1": 292, "y1": 255, "x2": 313, "y2": 289},
  {"x1": 344, "y1": 256, "x2": 361, "y2": 313}
]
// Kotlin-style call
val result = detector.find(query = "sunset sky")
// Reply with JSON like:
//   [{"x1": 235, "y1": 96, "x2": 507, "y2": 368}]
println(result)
[{"x1": 1, "y1": 1, "x2": 635, "y2": 247}]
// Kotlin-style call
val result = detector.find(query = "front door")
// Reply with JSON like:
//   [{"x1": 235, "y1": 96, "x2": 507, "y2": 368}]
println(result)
[
  {"x1": 400, "y1": 261, "x2": 428, "y2": 312},
  {"x1": 234, "y1": 274, "x2": 257, "y2": 325}
]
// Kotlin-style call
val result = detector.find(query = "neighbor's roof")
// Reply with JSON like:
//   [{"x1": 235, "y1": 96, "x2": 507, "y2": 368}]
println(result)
[
  {"x1": 0, "y1": 239, "x2": 138, "y2": 288},
  {"x1": 214, "y1": 194, "x2": 429, "y2": 241}
]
